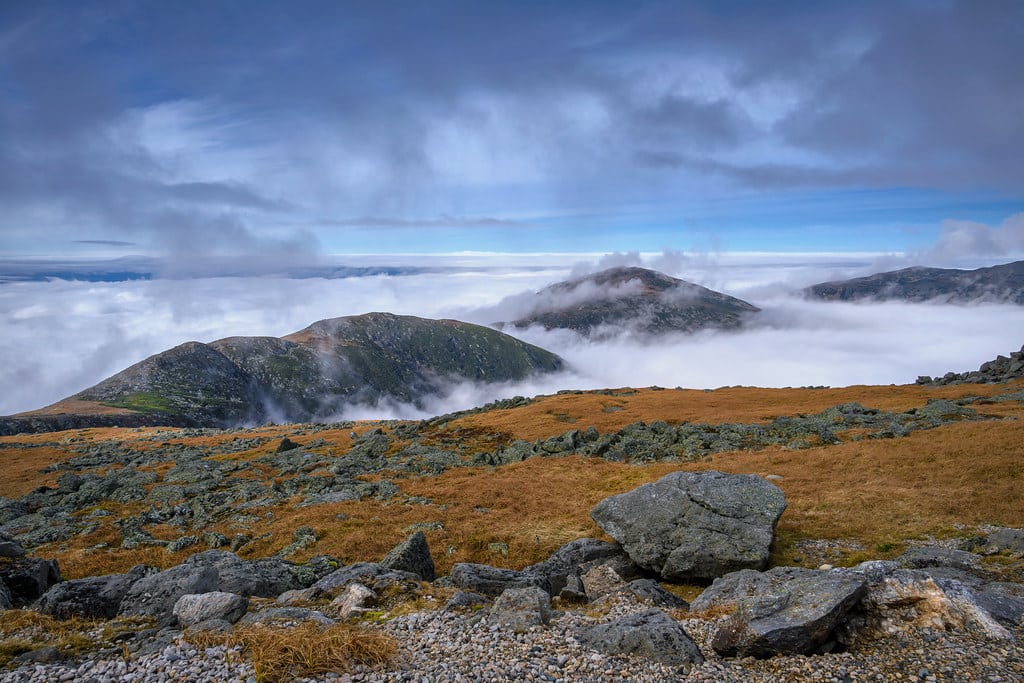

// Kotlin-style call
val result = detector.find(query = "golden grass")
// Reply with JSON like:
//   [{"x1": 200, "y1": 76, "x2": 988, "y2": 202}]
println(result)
[
  {"x1": 188, "y1": 622, "x2": 395, "y2": 683},
  {"x1": 8, "y1": 380, "x2": 1023, "y2": 580},
  {"x1": 0, "y1": 610, "x2": 147, "y2": 666}
]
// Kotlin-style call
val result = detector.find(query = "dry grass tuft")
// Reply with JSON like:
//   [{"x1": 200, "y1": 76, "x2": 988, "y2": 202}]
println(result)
[
  {"x1": 189, "y1": 622, "x2": 395, "y2": 683},
  {"x1": 0, "y1": 609, "x2": 115, "y2": 666}
]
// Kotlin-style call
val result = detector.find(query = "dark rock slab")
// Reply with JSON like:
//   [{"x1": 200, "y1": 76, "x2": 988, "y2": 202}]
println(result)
[
  {"x1": 692, "y1": 567, "x2": 866, "y2": 657},
  {"x1": 591, "y1": 471, "x2": 786, "y2": 582},
  {"x1": 118, "y1": 564, "x2": 219, "y2": 618},
  {"x1": 523, "y1": 538, "x2": 638, "y2": 597},
  {"x1": 577, "y1": 608, "x2": 704, "y2": 668},
  {"x1": 448, "y1": 563, "x2": 549, "y2": 598},
  {"x1": 39, "y1": 565, "x2": 155, "y2": 619},
  {"x1": 309, "y1": 561, "x2": 420, "y2": 598},
  {"x1": 0, "y1": 557, "x2": 61, "y2": 607}
]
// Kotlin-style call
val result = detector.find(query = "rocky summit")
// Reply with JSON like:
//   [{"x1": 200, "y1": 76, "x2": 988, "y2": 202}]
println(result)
[
  {"x1": 499, "y1": 266, "x2": 760, "y2": 337},
  {"x1": 0, "y1": 312, "x2": 564, "y2": 434},
  {"x1": 803, "y1": 259, "x2": 1024, "y2": 303}
]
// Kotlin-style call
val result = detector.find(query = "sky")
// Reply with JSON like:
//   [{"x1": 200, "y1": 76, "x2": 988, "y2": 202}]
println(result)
[
  {"x1": 2, "y1": 2, "x2": 1024, "y2": 418},
  {"x1": 1, "y1": 0, "x2": 1023, "y2": 263}
]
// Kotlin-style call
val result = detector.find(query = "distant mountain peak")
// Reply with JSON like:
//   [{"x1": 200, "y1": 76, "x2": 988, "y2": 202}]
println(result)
[
  {"x1": 804, "y1": 260, "x2": 1024, "y2": 303},
  {"x1": 500, "y1": 266, "x2": 760, "y2": 337}
]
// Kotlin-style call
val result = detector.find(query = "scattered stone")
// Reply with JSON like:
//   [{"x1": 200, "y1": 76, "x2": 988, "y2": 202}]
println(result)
[{"x1": 591, "y1": 470, "x2": 787, "y2": 582}]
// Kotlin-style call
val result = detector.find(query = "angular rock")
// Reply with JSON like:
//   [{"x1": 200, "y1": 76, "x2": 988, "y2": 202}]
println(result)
[
  {"x1": 693, "y1": 567, "x2": 866, "y2": 657},
  {"x1": 523, "y1": 538, "x2": 637, "y2": 596},
  {"x1": 118, "y1": 563, "x2": 219, "y2": 618},
  {"x1": 591, "y1": 471, "x2": 786, "y2": 582},
  {"x1": 577, "y1": 609, "x2": 704, "y2": 668},
  {"x1": 448, "y1": 563, "x2": 549, "y2": 598},
  {"x1": 491, "y1": 586, "x2": 551, "y2": 631},
  {"x1": 184, "y1": 550, "x2": 299, "y2": 597},
  {"x1": 38, "y1": 566, "x2": 154, "y2": 619},
  {"x1": 380, "y1": 531, "x2": 435, "y2": 582},
  {"x1": 988, "y1": 527, "x2": 1024, "y2": 555},
  {"x1": 0, "y1": 531, "x2": 25, "y2": 559},
  {"x1": 974, "y1": 587, "x2": 1024, "y2": 626},
  {"x1": 173, "y1": 591, "x2": 249, "y2": 627},
  {"x1": 309, "y1": 561, "x2": 420, "y2": 599},
  {"x1": 580, "y1": 564, "x2": 625, "y2": 602},
  {"x1": 331, "y1": 583, "x2": 377, "y2": 619},
  {"x1": 851, "y1": 560, "x2": 1012, "y2": 640},
  {"x1": 0, "y1": 557, "x2": 61, "y2": 607},
  {"x1": 897, "y1": 546, "x2": 981, "y2": 571},
  {"x1": 240, "y1": 606, "x2": 334, "y2": 626}
]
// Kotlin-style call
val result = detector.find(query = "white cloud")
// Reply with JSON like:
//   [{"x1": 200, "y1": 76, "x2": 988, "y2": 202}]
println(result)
[{"x1": 2, "y1": 252, "x2": 1022, "y2": 418}]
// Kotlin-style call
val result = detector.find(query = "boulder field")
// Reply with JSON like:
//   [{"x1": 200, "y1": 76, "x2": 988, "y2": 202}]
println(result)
[{"x1": 1, "y1": 471, "x2": 1023, "y2": 678}]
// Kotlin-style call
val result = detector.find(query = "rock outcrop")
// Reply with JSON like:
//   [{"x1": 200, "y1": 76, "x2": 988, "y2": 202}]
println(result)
[
  {"x1": 590, "y1": 471, "x2": 787, "y2": 582},
  {"x1": 917, "y1": 344, "x2": 1024, "y2": 385}
]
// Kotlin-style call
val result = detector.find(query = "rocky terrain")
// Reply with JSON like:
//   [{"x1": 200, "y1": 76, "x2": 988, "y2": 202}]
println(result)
[
  {"x1": 499, "y1": 266, "x2": 760, "y2": 337},
  {"x1": 917, "y1": 344, "x2": 1024, "y2": 386},
  {"x1": 0, "y1": 363, "x2": 1022, "y2": 680},
  {"x1": 804, "y1": 259, "x2": 1024, "y2": 303},
  {"x1": 0, "y1": 313, "x2": 564, "y2": 435}
]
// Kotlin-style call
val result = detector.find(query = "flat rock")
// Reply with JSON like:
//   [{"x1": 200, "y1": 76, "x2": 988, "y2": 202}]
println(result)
[
  {"x1": 577, "y1": 608, "x2": 704, "y2": 668},
  {"x1": 448, "y1": 563, "x2": 549, "y2": 598},
  {"x1": 38, "y1": 565, "x2": 154, "y2": 619},
  {"x1": 309, "y1": 561, "x2": 420, "y2": 598},
  {"x1": 591, "y1": 470, "x2": 786, "y2": 582},
  {"x1": 173, "y1": 591, "x2": 249, "y2": 627}
]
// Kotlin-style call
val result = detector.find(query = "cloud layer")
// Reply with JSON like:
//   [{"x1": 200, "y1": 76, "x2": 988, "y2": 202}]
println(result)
[{"x1": 3, "y1": 254, "x2": 1023, "y2": 419}]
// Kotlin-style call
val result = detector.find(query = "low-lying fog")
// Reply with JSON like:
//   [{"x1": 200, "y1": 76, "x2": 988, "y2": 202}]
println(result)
[{"x1": 3, "y1": 251, "x2": 1024, "y2": 420}]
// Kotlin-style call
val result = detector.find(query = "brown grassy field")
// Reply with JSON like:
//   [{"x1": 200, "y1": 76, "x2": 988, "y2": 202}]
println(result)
[{"x1": 2, "y1": 380, "x2": 1022, "y2": 581}]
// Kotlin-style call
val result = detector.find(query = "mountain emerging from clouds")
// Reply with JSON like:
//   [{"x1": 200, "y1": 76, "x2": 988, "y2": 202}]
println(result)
[
  {"x1": 499, "y1": 266, "x2": 760, "y2": 338},
  {"x1": 804, "y1": 260, "x2": 1024, "y2": 304},
  {"x1": 0, "y1": 313, "x2": 564, "y2": 434}
]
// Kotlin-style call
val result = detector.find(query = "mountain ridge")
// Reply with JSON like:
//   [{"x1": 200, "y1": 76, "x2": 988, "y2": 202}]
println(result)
[
  {"x1": 804, "y1": 260, "x2": 1024, "y2": 303},
  {"x1": 0, "y1": 312, "x2": 564, "y2": 434}
]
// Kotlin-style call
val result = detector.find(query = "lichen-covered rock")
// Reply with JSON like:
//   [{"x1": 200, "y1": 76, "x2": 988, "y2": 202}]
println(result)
[
  {"x1": 173, "y1": 591, "x2": 249, "y2": 627},
  {"x1": 491, "y1": 586, "x2": 550, "y2": 631},
  {"x1": 577, "y1": 609, "x2": 704, "y2": 668},
  {"x1": 38, "y1": 565, "x2": 155, "y2": 619},
  {"x1": 522, "y1": 538, "x2": 636, "y2": 597},
  {"x1": 309, "y1": 561, "x2": 420, "y2": 599},
  {"x1": 330, "y1": 583, "x2": 377, "y2": 619},
  {"x1": 591, "y1": 470, "x2": 786, "y2": 582},
  {"x1": 118, "y1": 564, "x2": 219, "y2": 618},
  {"x1": 448, "y1": 563, "x2": 549, "y2": 598},
  {"x1": 0, "y1": 557, "x2": 62, "y2": 607},
  {"x1": 380, "y1": 531, "x2": 435, "y2": 581},
  {"x1": 693, "y1": 567, "x2": 866, "y2": 657}
]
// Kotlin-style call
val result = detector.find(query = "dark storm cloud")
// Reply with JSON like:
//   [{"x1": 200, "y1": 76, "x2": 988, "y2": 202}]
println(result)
[{"x1": 0, "y1": 0, "x2": 1021, "y2": 257}]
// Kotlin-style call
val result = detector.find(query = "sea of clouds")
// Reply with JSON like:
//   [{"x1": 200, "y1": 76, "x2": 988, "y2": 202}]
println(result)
[{"x1": 3, "y1": 250, "x2": 1024, "y2": 420}]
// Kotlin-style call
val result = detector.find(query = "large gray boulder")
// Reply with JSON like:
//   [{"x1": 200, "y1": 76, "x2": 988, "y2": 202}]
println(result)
[
  {"x1": 380, "y1": 531, "x2": 435, "y2": 582},
  {"x1": 590, "y1": 471, "x2": 786, "y2": 582},
  {"x1": 183, "y1": 550, "x2": 300, "y2": 597},
  {"x1": 38, "y1": 565, "x2": 155, "y2": 619},
  {"x1": 118, "y1": 564, "x2": 219, "y2": 618},
  {"x1": 577, "y1": 609, "x2": 704, "y2": 669},
  {"x1": 0, "y1": 531, "x2": 25, "y2": 559},
  {"x1": 0, "y1": 557, "x2": 62, "y2": 607},
  {"x1": 692, "y1": 566, "x2": 866, "y2": 657}
]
